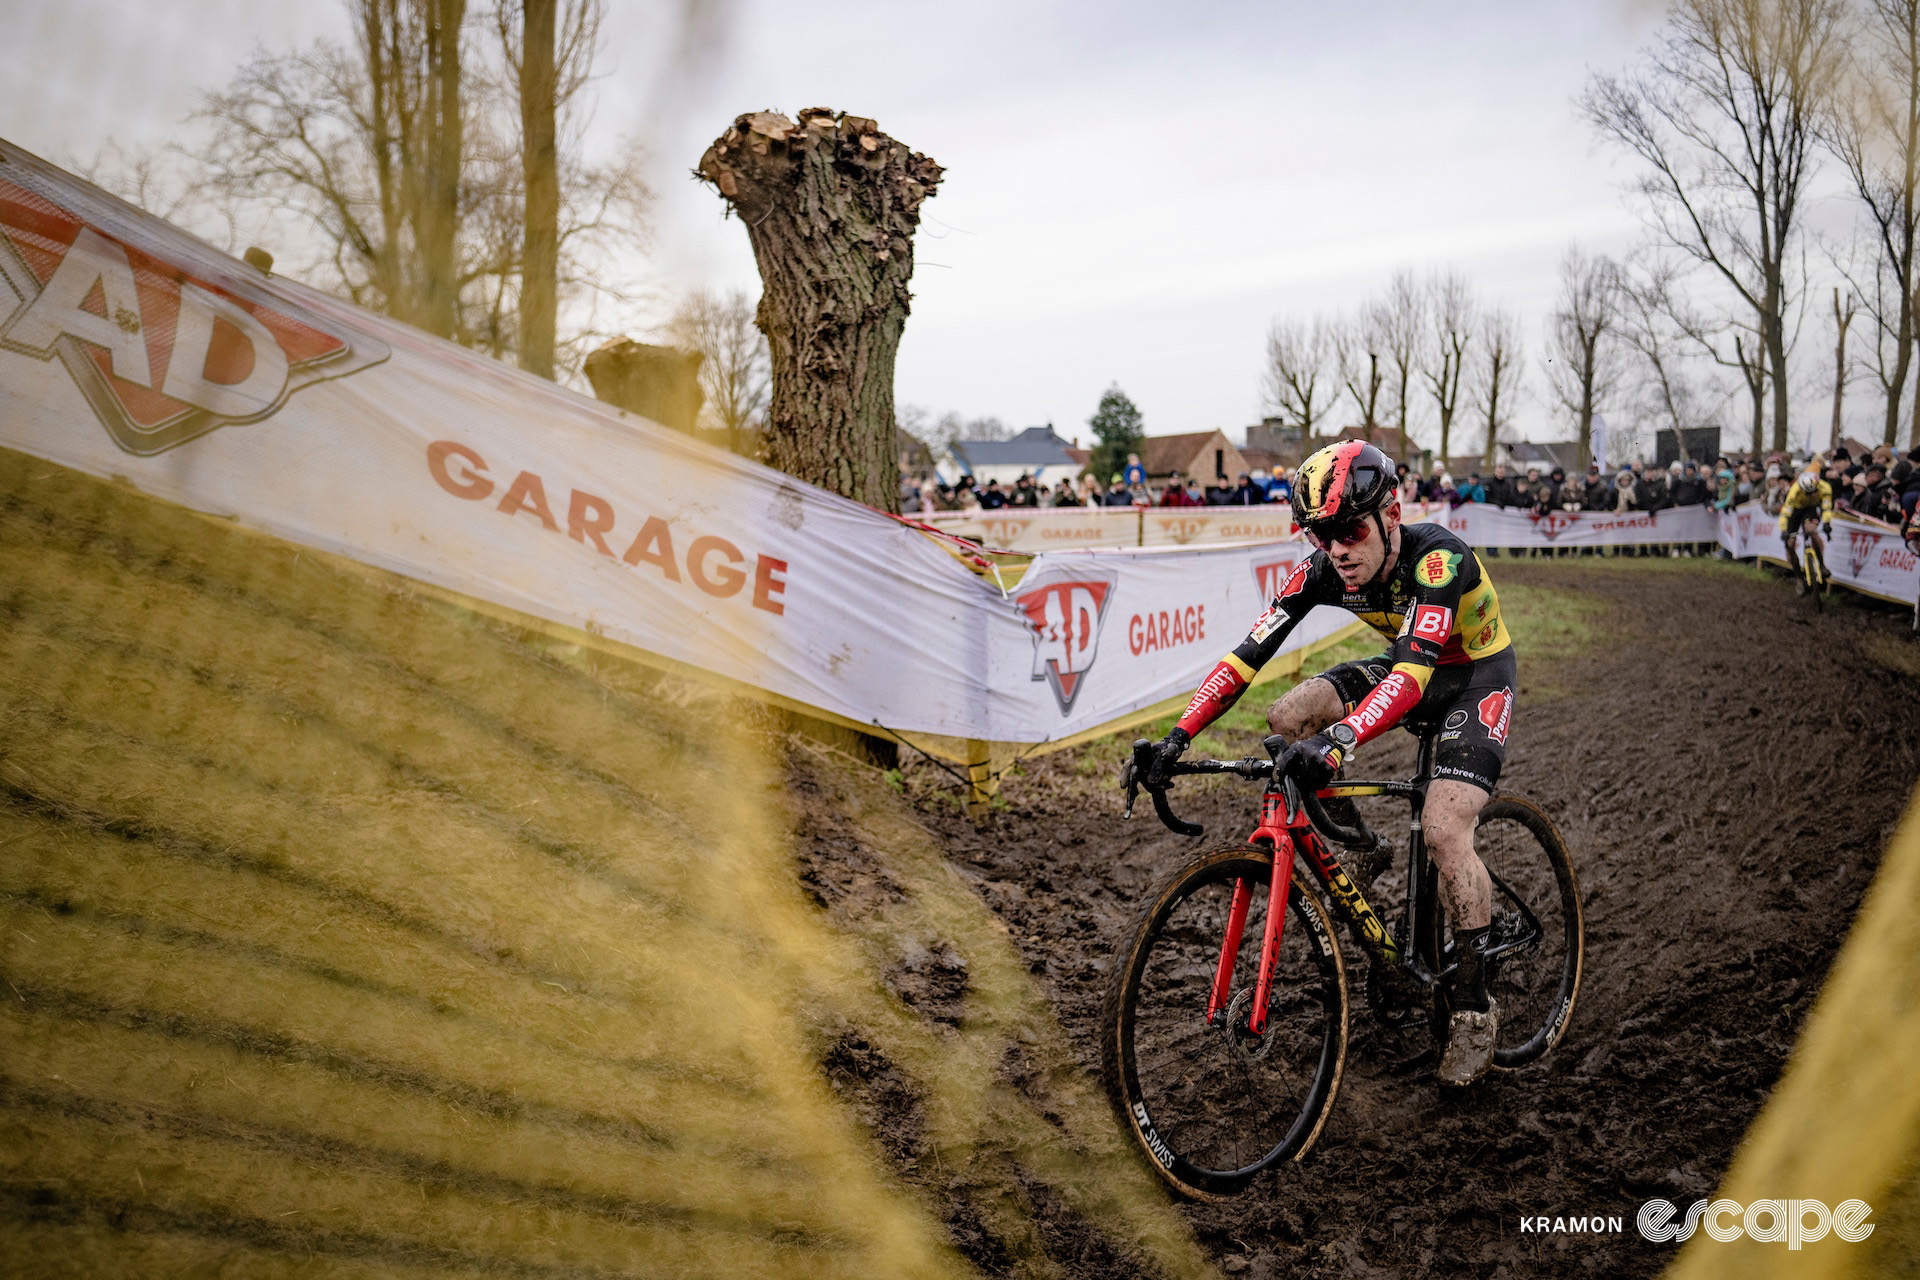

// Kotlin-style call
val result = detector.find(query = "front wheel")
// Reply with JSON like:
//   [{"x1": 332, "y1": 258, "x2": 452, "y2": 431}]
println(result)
[
  {"x1": 1470, "y1": 796, "x2": 1584, "y2": 1067},
  {"x1": 1101, "y1": 845, "x2": 1348, "y2": 1199}
]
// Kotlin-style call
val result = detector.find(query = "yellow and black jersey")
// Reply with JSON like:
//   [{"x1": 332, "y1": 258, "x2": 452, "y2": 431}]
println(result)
[
  {"x1": 1221, "y1": 521, "x2": 1511, "y2": 686},
  {"x1": 1778, "y1": 479, "x2": 1833, "y2": 531}
]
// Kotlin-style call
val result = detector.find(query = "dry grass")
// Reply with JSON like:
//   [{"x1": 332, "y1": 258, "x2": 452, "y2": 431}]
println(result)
[{"x1": 0, "y1": 448, "x2": 1216, "y2": 1280}]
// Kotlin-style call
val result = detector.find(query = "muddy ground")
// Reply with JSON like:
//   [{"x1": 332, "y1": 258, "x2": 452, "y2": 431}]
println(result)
[{"x1": 885, "y1": 560, "x2": 1920, "y2": 1277}]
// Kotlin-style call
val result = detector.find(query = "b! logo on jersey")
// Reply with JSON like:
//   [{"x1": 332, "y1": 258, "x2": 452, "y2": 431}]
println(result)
[
  {"x1": 1016, "y1": 574, "x2": 1116, "y2": 713},
  {"x1": 1414, "y1": 549, "x2": 1460, "y2": 588},
  {"x1": 1410, "y1": 603, "x2": 1452, "y2": 643},
  {"x1": 0, "y1": 147, "x2": 388, "y2": 456},
  {"x1": 1477, "y1": 687, "x2": 1513, "y2": 745}
]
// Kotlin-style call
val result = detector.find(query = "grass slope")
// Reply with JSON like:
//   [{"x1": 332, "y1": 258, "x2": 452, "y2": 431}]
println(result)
[{"x1": 0, "y1": 447, "x2": 1215, "y2": 1280}]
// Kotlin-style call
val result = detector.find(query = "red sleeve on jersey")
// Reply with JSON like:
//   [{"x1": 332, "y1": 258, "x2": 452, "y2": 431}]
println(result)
[
  {"x1": 1338, "y1": 667, "x2": 1424, "y2": 747},
  {"x1": 1176, "y1": 659, "x2": 1251, "y2": 737}
]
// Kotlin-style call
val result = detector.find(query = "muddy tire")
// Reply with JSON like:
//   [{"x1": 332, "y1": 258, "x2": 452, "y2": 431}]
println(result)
[
  {"x1": 1101, "y1": 845, "x2": 1348, "y2": 1199},
  {"x1": 1472, "y1": 796, "x2": 1583, "y2": 1068}
]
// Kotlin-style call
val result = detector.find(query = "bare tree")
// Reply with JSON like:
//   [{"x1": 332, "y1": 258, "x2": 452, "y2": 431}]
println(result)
[
  {"x1": 1262, "y1": 315, "x2": 1339, "y2": 440},
  {"x1": 1830, "y1": 286, "x2": 1859, "y2": 448},
  {"x1": 1421, "y1": 271, "x2": 1476, "y2": 467},
  {"x1": 1823, "y1": 0, "x2": 1920, "y2": 447},
  {"x1": 1379, "y1": 270, "x2": 1425, "y2": 458},
  {"x1": 666, "y1": 287, "x2": 769, "y2": 452},
  {"x1": 1475, "y1": 308, "x2": 1524, "y2": 468},
  {"x1": 1543, "y1": 246, "x2": 1625, "y2": 470},
  {"x1": 185, "y1": 0, "x2": 647, "y2": 371},
  {"x1": 494, "y1": 0, "x2": 606, "y2": 378},
  {"x1": 1335, "y1": 308, "x2": 1388, "y2": 430},
  {"x1": 1622, "y1": 255, "x2": 1765, "y2": 454},
  {"x1": 699, "y1": 110, "x2": 943, "y2": 513},
  {"x1": 1583, "y1": 0, "x2": 1846, "y2": 454}
]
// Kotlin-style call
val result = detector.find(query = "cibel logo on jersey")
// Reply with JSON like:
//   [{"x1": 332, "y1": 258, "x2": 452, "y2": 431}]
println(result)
[
  {"x1": 1015, "y1": 572, "x2": 1117, "y2": 714},
  {"x1": 0, "y1": 142, "x2": 388, "y2": 456}
]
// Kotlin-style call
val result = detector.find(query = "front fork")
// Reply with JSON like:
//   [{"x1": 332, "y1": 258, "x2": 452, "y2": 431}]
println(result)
[{"x1": 1206, "y1": 780, "x2": 1300, "y2": 1037}]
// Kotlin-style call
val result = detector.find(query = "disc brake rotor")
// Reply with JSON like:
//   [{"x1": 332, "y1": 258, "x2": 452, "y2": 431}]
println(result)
[{"x1": 1221, "y1": 987, "x2": 1278, "y2": 1062}]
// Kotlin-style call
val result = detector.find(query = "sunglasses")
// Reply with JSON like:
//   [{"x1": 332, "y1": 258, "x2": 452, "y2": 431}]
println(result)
[{"x1": 1304, "y1": 518, "x2": 1372, "y2": 550}]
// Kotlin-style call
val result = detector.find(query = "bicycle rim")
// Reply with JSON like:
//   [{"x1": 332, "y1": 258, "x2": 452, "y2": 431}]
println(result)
[
  {"x1": 1101, "y1": 847, "x2": 1348, "y2": 1199},
  {"x1": 1473, "y1": 797, "x2": 1583, "y2": 1068}
]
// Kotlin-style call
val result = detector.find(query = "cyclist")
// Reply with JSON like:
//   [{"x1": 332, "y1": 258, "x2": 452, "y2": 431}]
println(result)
[
  {"x1": 1146, "y1": 440, "x2": 1515, "y2": 1086},
  {"x1": 1778, "y1": 468, "x2": 1833, "y2": 595}
]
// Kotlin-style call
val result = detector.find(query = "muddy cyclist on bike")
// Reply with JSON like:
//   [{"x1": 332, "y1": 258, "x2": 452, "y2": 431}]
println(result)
[
  {"x1": 1779, "y1": 467, "x2": 1834, "y2": 596},
  {"x1": 1145, "y1": 440, "x2": 1515, "y2": 1086}
]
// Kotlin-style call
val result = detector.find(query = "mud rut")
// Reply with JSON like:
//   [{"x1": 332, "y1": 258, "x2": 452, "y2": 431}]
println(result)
[{"x1": 896, "y1": 560, "x2": 1920, "y2": 1278}]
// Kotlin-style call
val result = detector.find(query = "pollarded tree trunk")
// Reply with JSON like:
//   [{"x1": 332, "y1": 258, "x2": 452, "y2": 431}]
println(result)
[{"x1": 698, "y1": 109, "x2": 942, "y2": 515}]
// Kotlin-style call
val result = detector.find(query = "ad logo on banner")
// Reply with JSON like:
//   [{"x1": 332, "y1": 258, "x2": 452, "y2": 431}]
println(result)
[
  {"x1": 1846, "y1": 528, "x2": 1877, "y2": 577},
  {"x1": 1254, "y1": 555, "x2": 1308, "y2": 602},
  {"x1": 0, "y1": 171, "x2": 387, "y2": 456},
  {"x1": 1017, "y1": 574, "x2": 1116, "y2": 713},
  {"x1": 1530, "y1": 511, "x2": 1575, "y2": 541}
]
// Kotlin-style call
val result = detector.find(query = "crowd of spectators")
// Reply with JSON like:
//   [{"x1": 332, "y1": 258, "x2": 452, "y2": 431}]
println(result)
[{"x1": 902, "y1": 443, "x2": 1920, "y2": 541}]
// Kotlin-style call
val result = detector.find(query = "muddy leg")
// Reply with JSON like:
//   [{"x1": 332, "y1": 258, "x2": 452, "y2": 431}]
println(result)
[{"x1": 1266, "y1": 677, "x2": 1344, "y2": 740}]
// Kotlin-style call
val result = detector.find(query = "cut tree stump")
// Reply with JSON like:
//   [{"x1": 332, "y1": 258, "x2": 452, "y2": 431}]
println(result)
[{"x1": 698, "y1": 108, "x2": 943, "y2": 515}]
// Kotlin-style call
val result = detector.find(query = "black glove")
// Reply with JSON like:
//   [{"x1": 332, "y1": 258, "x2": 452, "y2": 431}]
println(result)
[
  {"x1": 1147, "y1": 727, "x2": 1191, "y2": 786},
  {"x1": 1821, "y1": 522, "x2": 1832, "y2": 537},
  {"x1": 1279, "y1": 726, "x2": 1351, "y2": 791}
]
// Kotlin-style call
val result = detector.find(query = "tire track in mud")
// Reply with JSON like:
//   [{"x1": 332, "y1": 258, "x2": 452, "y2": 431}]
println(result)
[{"x1": 905, "y1": 559, "x2": 1920, "y2": 1277}]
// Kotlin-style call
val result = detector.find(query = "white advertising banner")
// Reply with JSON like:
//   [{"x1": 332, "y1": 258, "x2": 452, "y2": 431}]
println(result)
[
  {"x1": 0, "y1": 139, "x2": 1351, "y2": 747},
  {"x1": 1403, "y1": 501, "x2": 1723, "y2": 549},
  {"x1": 923, "y1": 504, "x2": 1298, "y2": 551},
  {"x1": 1717, "y1": 502, "x2": 1918, "y2": 605},
  {"x1": 929, "y1": 499, "x2": 1730, "y2": 552}
]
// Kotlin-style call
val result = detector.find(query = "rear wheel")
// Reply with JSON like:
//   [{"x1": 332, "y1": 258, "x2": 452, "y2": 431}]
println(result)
[
  {"x1": 1101, "y1": 845, "x2": 1348, "y2": 1199},
  {"x1": 1462, "y1": 796, "x2": 1583, "y2": 1067}
]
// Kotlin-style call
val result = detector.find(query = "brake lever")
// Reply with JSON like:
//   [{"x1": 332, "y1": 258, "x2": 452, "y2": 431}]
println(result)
[{"x1": 1122, "y1": 739, "x2": 1151, "y2": 820}]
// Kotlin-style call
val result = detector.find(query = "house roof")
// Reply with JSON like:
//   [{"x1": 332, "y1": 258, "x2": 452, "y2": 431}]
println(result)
[
  {"x1": 1140, "y1": 430, "x2": 1234, "y2": 477},
  {"x1": 948, "y1": 425, "x2": 1077, "y2": 472},
  {"x1": 1506, "y1": 440, "x2": 1582, "y2": 473}
]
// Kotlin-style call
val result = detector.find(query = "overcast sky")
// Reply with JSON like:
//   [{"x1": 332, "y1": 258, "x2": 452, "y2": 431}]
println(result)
[{"x1": 7, "y1": 1, "x2": 1721, "y2": 447}]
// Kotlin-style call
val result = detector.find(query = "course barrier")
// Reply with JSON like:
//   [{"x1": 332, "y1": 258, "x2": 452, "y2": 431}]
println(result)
[{"x1": 0, "y1": 138, "x2": 1355, "y2": 760}]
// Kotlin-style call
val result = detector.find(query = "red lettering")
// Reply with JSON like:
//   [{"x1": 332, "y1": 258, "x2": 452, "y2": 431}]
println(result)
[
  {"x1": 689, "y1": 535, "x2": 746, "y2": 597},
  {"x1": 567, "y1": 490, "x2": 616, "y2": 556},
  {"x1": 496, "y1": 470, "x2": 558, "y2": 530},
  {"x1": 1128, "y1": 614, "x2": 1144, "y2": 655},
  {"x1": 428, "y1": 440, "x2": 492, "y2": 500},
  {"x1": 752, "y1": 554, "x2": 788, "y2": 615},
  {"x1": 1198, "y1": 603, "x2": 1205, "y2": 639},
  {"x1": 621, "y1": 516, "x2": 681, "y2": 580}
]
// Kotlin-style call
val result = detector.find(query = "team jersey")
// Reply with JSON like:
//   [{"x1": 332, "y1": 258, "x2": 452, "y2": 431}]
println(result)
[
  {"x1": 1778, "y1": 479, "x2": 1833, "y2": 531},
  {"x1": 1175, "y1": 522, "x2": 1511, "y2": 753}
]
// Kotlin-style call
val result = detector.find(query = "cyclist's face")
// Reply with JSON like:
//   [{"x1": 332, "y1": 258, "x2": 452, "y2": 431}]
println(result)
[{"x1": 1312, "y1": 514, "x2": 1389, "y2": 585}]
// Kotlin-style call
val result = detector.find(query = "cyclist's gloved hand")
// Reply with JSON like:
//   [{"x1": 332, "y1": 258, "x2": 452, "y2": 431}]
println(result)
[
  {"x1": 1280, "y1": 727, "x2": 1351, "y2": 791},
  {"x1": 1147, "y1": 727, "x2": 1191, "y2": 786},
  {"x1": 1822, "y1": 521, "x2": 1832, "y2": 537}
]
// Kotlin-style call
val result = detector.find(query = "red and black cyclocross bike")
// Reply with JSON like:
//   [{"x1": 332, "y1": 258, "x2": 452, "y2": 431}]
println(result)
[{"x1": 1100, "y1": 720, "x2": 1583, "y2": 1200}]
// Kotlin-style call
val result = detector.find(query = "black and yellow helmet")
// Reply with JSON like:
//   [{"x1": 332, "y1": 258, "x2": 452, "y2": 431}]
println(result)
[{"x1": 1294, "y1": 441, "x2": 1396, "y2": 533}]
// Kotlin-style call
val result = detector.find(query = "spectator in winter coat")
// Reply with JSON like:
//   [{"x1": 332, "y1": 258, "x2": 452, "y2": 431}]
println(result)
[
  {"x1": 1486, "y1": 463, "x2": 1514, "y2": 507},
  {"x1": 1433, "y1": 473, "x2": 1459, "y2": 506},
  {"x1": 1103, "y1": 474, "x2": 1133, "y2": 507},
  {"x1": 1008, "y1": 474, "x2": 1039, "y2": 508},
  {"x1": 980, "y1": 479, "x2": 1008, "y2": 509},
  {"x1": 1638, "y1": 466, "x2": 1671, "y2": 512},
  {"x1": 1051, "y1": 480, "x2": 1083, "y2": 507},
  {"x1": 1542, "y1": 467, "x2": 1567, "y2": 512},
  {"x1": 1229, "y1": 472, "x2": 1265, "y2": 505},
  {"x1": 1159, "y1": 470, "x2": 1195, "y2": 506},
  {"x1": 1614, "y1": 470, "x2": 1639, "y2": 513},
  {"x1": 1582, "y1": 474, "x2": 1615, "y2": 512}
]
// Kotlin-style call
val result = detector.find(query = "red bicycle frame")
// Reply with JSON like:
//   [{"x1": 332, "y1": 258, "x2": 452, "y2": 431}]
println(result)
[{"x1": 1205, "y1": 782, "x2": 1394, "y2": 1036}]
